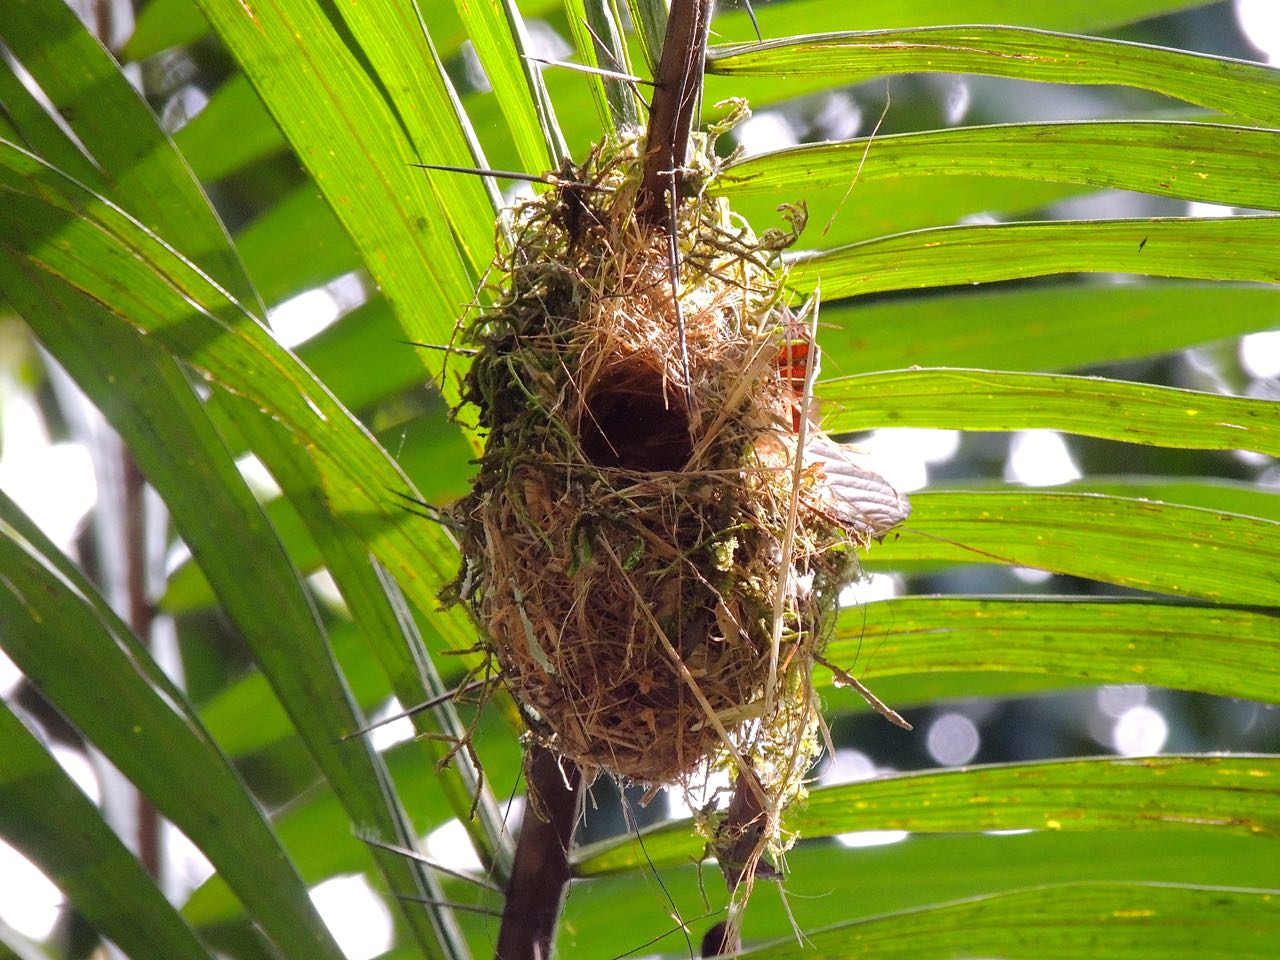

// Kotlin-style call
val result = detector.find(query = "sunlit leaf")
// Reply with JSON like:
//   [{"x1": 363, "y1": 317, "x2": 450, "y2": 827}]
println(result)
[
  {"x1": 819, "y1": 369, "x2": 1280, "y2": 455},
  {"x1": 827, "y1": 595, "x2": 1280, "y2": 704},
  {"x1": 815, "y1": 283, "x2": 1280, "y2": 376},
  {"x1": 0, "y1": 700, "x2": 214, "y2": 960},
  {"x1": 740, "y1": 883, "x2": 1279, "y2": 959},
  {"x1": 719, "y1": 121, "x2": 1280, "y2": 213},
  {"x1": 709, "y1": 27, "x2": 1280, "y2": 128},
  {"x1": 789, "y1": 217, "x2": 1280, "y2": 299},
  {"x1": 575, "y1": 755, "x2": 1280, "y2": 873},
  {"x1": 0, "y1": 492, "x2": 343, "y2": 960},
  {"x1": 867, "y1": 490, "x2": 1280, "y2": 605}
]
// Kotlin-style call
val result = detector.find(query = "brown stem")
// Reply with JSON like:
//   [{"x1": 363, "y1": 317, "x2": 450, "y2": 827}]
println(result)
[
  {"x1": 92, "y1": 0, "x2": 115, "y2": 52},
  {"x1": 495, "y1": 744, "x2": 583, "y2": 960},
  {"x1": 701, "y1": 765, "x2": 780, "y2": 957},
  {"x1": 635, "y1": 0, "x2": 713, "y2": 228},
  {"x1": 122, "y1": 449, "x2": 162, "y2": 878},
  {"x1": 714, "y1": 765, "x2": 778, "y2": 891}
]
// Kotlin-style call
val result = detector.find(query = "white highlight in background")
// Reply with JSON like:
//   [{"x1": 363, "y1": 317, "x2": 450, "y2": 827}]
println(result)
[
  {"x1": 269, "y1": 273, "x2": 367, "y2": 349},
  {"x1": 0, "y1": 650, "x2": 20, "y2": 698},
  {"x1": 1237, "y1": 0, "x2": 1280, "y2": 63},
  {"x1": 734, "y1": 111, "x2": 800, "y2": 158},
  {"x1": 50, "y1": 745, "x2": 101, "y2": 805},
  {"x1": 1011, "y1": 566, "x2": 1052, "y2": 584},
  {"x1": 1241, "y1": 330, "x2": 1280, "y2": 379},
  {"x1": 235, "y1": 452, "x2": 282, "y2": 498},
  {"x1": 0, "y1": 381, "x2": 97, "y2": 552},
  {"x1": 165, "y1": 822, "x2": 215, "y2": 894},
  {"x1": 0, "y1": 841, "x2": 62, "y2": 941},
  {"x1": 310, "y1": 874, "x2": 393, "y2": 960},
  {"x1": 1112, "y1": 705, "x2": 1169, "y2": 757},
  {"x1": 1096, "y1": 685, "x2": 1148, "y2": 719},
  {"x1": 941, "y1": 76, "x2": 972, "y2": 125},
  {"x1": 367, "y1": 697, "x2": 416, "y2": 753},
  {"x1": 425, "y1": 819, "x2": 484, "y2": 873},
  {"x1": 1005, "y1": 430, "x2": 1082, "y2": 487},
  {"x1": 925, "y1": 712, "x2": 980, "y2": 767},
  {"x1": 269, "y1": 288, "x2": 342, "y2": 349},
  {"x1": 839, "y1": 572, "x2": 899, "y2": 608},
  {"x1": 668, "y1": 768, "x2": 731, "y2": 820},
  {"x1": 814, "y1": 93, "x2": 862, "y2": 140},
  {"x1": 1186, "y1": 200, "x2": 1236, "y2": 219},
  {"x1": 307, "y1": 569, "x2": 347, "y2": 615},
  {"x1": 856, "y1": 428, "x2": 961, "y2": 494},
  {"x1": 821, "y1": 750, "x2": 909, "y2": 849}
]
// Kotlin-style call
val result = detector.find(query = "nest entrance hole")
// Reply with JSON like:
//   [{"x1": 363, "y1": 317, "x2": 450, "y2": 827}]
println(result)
[{"x1": 579, "y1": 356, "x2": 693, "y2": 471}]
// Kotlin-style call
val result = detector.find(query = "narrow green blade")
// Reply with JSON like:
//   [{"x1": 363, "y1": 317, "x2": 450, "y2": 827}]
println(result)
[
  {"x1": 708, "y1": 27, "x2": 1280, "y2": 128},
  {"x1": 1065, "y1": 478, "x2": 1280, "y2": 520},
  {"x1": 562, "y1": 0, "x2": 637, "y2": 130},
  {"x1": 741, "y1": 883, "x2": 1279, "y2": 959},
  {"x1": 624, "y1": 0, "x2": 665, "y2": 72},
  {"x1": 575, "y1": 755, "x2": 1280, "y2": 873},
  {"x1": 228, "y1": 405, "x2": 511, "y2": 879},
  {"x1": 710, "y1": 0, "x2": 1210, "y2": 40},
  {"x1": 192, "y1": 0, "x2": 490, "y2": 386},
  {"x1": 0, "y1": 141, "x2": 470, "y2": 648},
  {"x1": 796, "y1": 755, "x2": 1280, "y2": 839},
  {"x1": 0, "y1": 0, "x2": 256, "y2": 303},
  {"x1": 0, "y1": 493, "x2": 343, "y2": 960},
  {"x1": 829, "y1": 595, "x2": 1280, "y2": 705},
  {"x1": 788, "y1": 217, "x2": 1280, "y2": 299},
  {"x1": 0, "y1": 701, "x2": 214, "y2": 960},
  {"x1": 868, "y1": 490, "x2": 1280, "y2": 605},
  {"x1": 448, "y1": 0, "x2": 566, "y2": 168},
  {"x1": 0, "y1": 145, "x2": 473, "y2": 955},
  {"x1": 563, "y1": 833, "x2": 1275, "y2": 955},
  {"x1": 815, "y1": 283, "x2": 1280, "y2": 376},
  {"x1": 718, "y1": 121, "x2": 1280, "y2": 213},
  {"x1": 819, "y1": 369, "x2": 1280, "y2": 455}
]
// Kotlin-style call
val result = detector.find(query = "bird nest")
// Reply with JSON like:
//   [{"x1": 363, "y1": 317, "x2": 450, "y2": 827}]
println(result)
[{"x1": 443, "y1": 131, "x2": 906, "y2": 800}]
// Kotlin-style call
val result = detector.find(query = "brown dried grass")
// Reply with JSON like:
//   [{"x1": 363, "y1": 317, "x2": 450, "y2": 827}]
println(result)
[{"x1": 444, "y1": 134, "x2": 869, "y2": 799}]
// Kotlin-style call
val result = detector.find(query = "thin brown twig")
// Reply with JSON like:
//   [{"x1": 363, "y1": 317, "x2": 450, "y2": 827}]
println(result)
[
  {"x1": 765, "y1": 295, "x2": 820, "y2": 720},
  {"x1": 122, "y1": 449, "x2": 162, "y2": 879},
  {"x1": 338, "y1": 679, "x2": 487, "y2": 741},
  {"x1": 360, "y1": 835, "x2": 503, "y2": 893},
  {"x1": 814, "y1": 653, "x2": 913, "y2": 730},
  {"x1": 523, "y1": 55, "x2": 656, "y2": 85}
]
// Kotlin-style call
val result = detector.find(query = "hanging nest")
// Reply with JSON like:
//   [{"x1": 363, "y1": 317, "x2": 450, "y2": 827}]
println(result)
[{"x1": 443, "y1": 130, "x2": 908, "y2": 804}]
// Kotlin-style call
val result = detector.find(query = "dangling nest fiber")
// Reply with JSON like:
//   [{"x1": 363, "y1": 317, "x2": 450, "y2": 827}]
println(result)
[{"x1": 444, "y1": 130, "x2": 903, "y2": 799}]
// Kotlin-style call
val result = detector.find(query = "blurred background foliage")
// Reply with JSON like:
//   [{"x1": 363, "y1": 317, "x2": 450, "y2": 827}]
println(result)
[{"x1": 0, "y1": 0, "x2": 1278, "y2": 958}]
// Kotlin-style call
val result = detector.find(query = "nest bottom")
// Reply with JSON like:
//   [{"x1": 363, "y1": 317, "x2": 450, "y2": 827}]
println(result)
[{"x1": 475, "y1": 459, "x2": 823, "y2": 785}]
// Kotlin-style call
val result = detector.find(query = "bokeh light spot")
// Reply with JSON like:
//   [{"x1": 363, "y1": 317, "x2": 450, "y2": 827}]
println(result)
[
  {"x1": 1004, "y1": 430, "x2": 1081, "y2": 487},
  {"x1": 1096, "y1": 685, "x2": 1147, "y2": 719},
  {"x1": 926, "y1": 712, "x2": 980, "y2": 766},
  {"x1": 1237, "y1": 0, "x2": 1280, "y2": 63},
  {"x1": 0, "y1": 841, "x2": 62, "y2": 941},
  {"x1": 310, "y1": 874, "x2": 393, "y2": 960},
  {"x1": 1112, "y1": 705, "x2": 1169, "y2": 757}
]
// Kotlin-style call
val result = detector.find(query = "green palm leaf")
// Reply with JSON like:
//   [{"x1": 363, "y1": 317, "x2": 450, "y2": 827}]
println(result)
[{"x1": 0, "y1": 0, "x2": 1276, "y2": 957}]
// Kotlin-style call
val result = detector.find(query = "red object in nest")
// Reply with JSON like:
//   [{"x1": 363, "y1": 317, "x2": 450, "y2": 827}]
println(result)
[
  {"x1": 776, "y1": 333, "x2": 819, "y2": 433},
  {"x1": 774, "y1": 326, "x2": 913, "y2": 543}
]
